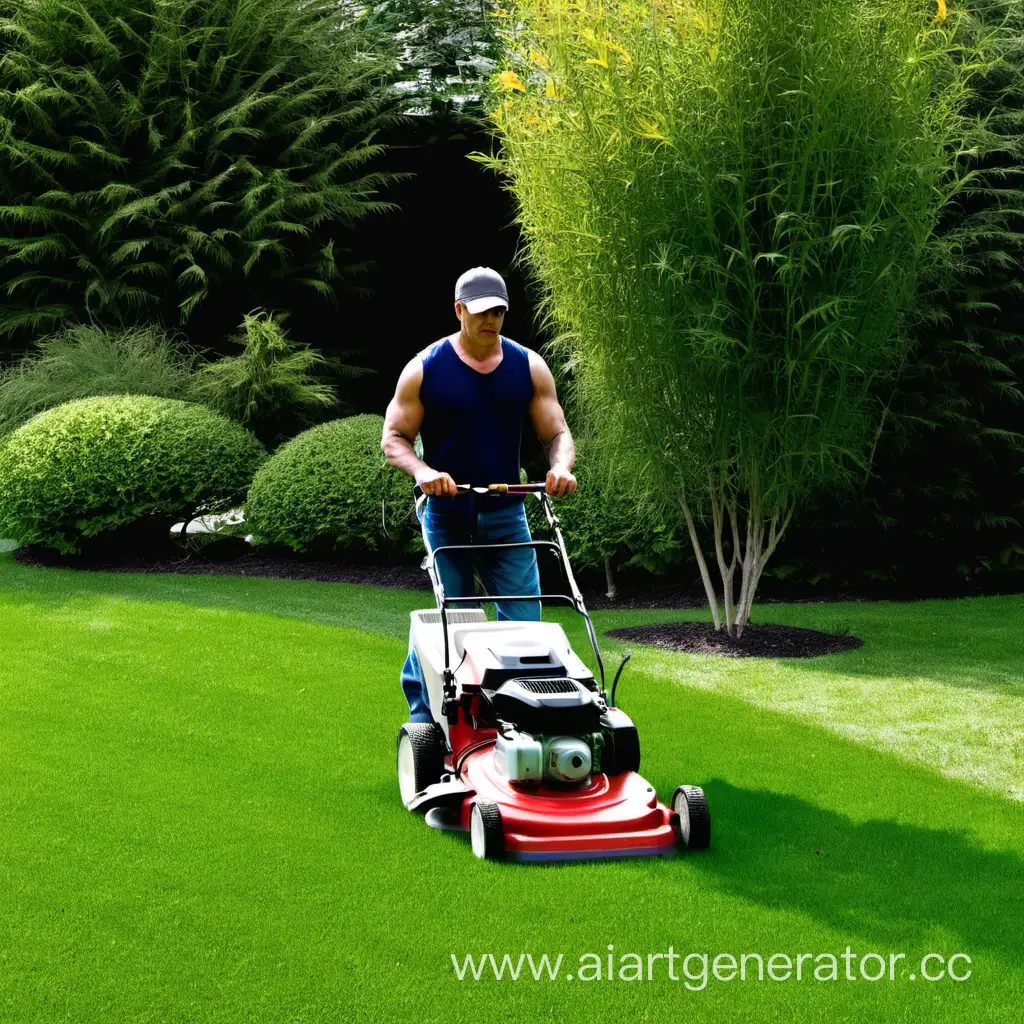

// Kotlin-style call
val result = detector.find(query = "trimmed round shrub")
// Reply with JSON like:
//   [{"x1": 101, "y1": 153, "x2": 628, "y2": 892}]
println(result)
[
  {"x1": 246, "y1": 414, "x2": 420, "y2": 558},
  {"x1": 0, "y1": 396, "x2": 266, "y2": 554}
]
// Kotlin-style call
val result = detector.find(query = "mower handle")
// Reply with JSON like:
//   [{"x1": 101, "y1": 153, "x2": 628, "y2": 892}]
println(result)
[
  {"x1": 413, "y1": 481, "x2": 551, "y2": 498},
  {"x1": 413, "y1": 480, "x2": 609, "y2": 698},
  {"x1": 462, "y1": 482, "x2": 549, "y2": 493}
]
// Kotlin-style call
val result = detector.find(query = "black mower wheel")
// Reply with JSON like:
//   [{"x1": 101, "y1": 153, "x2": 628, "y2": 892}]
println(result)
[
  {"x1": 470, "y1": 799, "x2": 505, "y2": 861},
  {"x1": 671, "y1": 785, "x2": 711, "y2": 851},
  {"x1": 397, "y1": 723, "x2": 446, "y2": 810}
]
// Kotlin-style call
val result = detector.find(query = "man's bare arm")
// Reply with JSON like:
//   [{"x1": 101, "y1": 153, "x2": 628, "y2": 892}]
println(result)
[
  {"x1": 381, "y1": 355, "x2": 458, "y2": 496},
  {"x1": 546, "y1": 431, "x2": 574, "y2": 471},
  {"x1": 381, "y1": 357, "x2": 428, "y2": 477},
  {"x1": 527, "y1": 351, "x2": 577, "y2": 496}
]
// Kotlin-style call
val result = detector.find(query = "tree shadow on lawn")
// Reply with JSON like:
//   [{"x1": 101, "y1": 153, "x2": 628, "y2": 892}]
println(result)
[{"x1": 376, "y1": 774, "x2": 1023, "y2": 965}]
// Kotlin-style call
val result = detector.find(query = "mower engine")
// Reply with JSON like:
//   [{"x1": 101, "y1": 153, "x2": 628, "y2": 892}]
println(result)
[
  {"x1": 490, "y1": 677, "x2": 638, "y2": 785},
  {"x1": 495, "y1": 729, "x2": 598, "y2": 783}
]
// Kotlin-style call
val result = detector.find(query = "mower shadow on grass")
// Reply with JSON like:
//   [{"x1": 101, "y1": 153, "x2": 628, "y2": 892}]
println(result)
[
  {"x1": 675, "y1": 779, "x2": 1023, "y2": 963},
  {"x1": 377, "y1": 740, "x2": 1023, "y2": 964}
]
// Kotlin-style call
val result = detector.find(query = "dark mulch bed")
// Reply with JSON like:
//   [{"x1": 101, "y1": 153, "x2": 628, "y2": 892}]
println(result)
[
  {"x1": 13, "y1": 541, "x2": 430, "y2": 589},
  {"x1": 8, "y1": 542, "x2": 844, "y2": 608},
  {"x1": 13, "y1": 541, "x2": 692, "y2": 605},
  {"x1": 606, "y1": 621, "x2": 863, "y2": 658},
  {"x1": 11, "y1": 536, "x2": 1021, "y2": 613},
  {"x1": 13, "y1": 541, "x2": 866, "y2": 655}
]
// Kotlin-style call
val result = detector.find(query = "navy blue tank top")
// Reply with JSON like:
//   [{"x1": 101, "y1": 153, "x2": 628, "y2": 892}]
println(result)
[{"x1": 419, "y1": 334, "x2": 534, "y2": 512}]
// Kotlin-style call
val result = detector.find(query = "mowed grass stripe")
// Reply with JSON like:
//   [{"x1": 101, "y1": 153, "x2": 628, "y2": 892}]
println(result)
[{"x1": 590, "y1": 595, "x2": 1024, "y2": 802}]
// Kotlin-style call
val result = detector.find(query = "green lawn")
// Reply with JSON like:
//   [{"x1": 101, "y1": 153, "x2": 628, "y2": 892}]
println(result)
[{"x1": 0, "y1": 549, "x2": 1021, "y2": 1023}]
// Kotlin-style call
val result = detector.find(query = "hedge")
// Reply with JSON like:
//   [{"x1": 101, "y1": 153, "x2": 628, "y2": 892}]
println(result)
[
  {"x1": 0, "y1": 396, "x2": 266, "y2": 553},
  {"x1": 245, "y1": 414, "x2": 420, "y2": 557}
]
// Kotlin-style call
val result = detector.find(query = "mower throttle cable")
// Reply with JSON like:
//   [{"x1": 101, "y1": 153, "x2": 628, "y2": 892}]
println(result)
[{"x1": 609, "y1": 650, "x2": 632, "y2": 708}]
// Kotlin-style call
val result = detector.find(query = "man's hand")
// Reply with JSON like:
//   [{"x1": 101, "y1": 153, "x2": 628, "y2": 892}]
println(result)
[
  {"x1": 416, "y1": 467, "x2": 459, "y2": 497},
  {"x1": 546, "y1": 465, "x2": 577, "y2": 497}
]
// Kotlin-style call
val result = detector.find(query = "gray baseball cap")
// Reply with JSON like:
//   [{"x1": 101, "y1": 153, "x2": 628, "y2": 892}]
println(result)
[{"x1": 455, "y1": 266, "x2": 509, "y2": 314}]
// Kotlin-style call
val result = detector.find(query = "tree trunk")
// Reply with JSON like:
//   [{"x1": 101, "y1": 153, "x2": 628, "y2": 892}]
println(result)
[
  {"x1": 682, "y1": 482, "x2": 795, "y2": 639},
  {"x1": 710, "y1": 475, "x2": 741, "y2": 636},
  {"x1": 604, "y1": 555, "x2": 617, "y2": 600},
  {"x1": 732, "y1": 500, "x2": 795, "y2": 639},
  {"x1": 679, "y1": 494, "x2": 722, "y2": 631}
]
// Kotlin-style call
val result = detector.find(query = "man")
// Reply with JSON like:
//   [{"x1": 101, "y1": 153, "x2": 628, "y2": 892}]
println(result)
[{"x1": 381, "y1": 266, "x2": 578, "y2": 723}]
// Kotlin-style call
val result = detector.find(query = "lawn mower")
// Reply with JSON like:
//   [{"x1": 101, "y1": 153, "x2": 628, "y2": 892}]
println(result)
[{"x1": 396, "y1": 481, "x2": 711, "y2": 863}]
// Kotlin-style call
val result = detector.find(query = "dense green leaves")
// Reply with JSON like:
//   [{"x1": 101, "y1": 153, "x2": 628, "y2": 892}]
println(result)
[
  {"x1": 188, "y1": 308, "x2": 371, "y2": 448},
  {"x1": 246, "y1": 413, "x2": 420, "y2": 557},
  {"x1": 0, "y1": 395, "x2": 266, "y2": 552},
  {"x1": 0, "y1": 0, "x2": 409, "y2": 341},
  {"x1": 0, "y1": 322, "x2": 198, "y2": 435}
]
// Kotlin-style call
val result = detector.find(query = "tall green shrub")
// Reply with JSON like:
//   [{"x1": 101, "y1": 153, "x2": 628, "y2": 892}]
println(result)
[
  {"x1": 0, "y1": 0, "x2": 408, "y2": 341},
  {"x1": 525, "y1": 432, "x2": 688, "y2": 594},
  {"x1": 475, "y1": 0, "x2": 1018, "y2": 635},
  {"x1": 0, "y1": 396, "x2": 266, "y2": 553},
  {"x1": 0, "y1": 322, "x2": 197, "y2": 435},
  {"x1": 188, "y1": 309, "x2": 372, "y2": 447}
]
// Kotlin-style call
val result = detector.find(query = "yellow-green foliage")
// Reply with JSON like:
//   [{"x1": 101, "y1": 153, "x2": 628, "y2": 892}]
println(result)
[
  {"x1": 479, "y1": 0, "x2": 1001, "y2": 511},
  {"x1": 475, "y1": 0, "x2": 1011, "y2": 630},
  {"x1": 0, "y1": 396, "x2": 266, "y2": 553},
  {"x1": 483, "y1": 0, "x2": 1003, "y2": 509},
  {"x1": 245, "y1": 414, "x2": 420, "y2": 557}
]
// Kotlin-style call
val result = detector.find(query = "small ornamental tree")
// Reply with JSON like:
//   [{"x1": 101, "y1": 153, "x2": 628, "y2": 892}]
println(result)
[
  {"x1": 188, "y1": 309, "x2": 373, "y2": 448},
  {"x1": 475, "y1": 0, "x2": 1019, "y2": 635}
]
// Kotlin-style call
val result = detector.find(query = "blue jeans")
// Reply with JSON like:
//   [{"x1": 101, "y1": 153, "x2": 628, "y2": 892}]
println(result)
[{"x1": 401, "y1": 496, "x2": 542, "y2": 723}]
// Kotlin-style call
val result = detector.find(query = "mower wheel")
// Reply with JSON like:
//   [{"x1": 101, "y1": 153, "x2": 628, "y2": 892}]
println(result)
[
  {"x1": 397, "y1": 723, "x2": 446, "y2": 810},
  {"x1": 671, "y1": 785, "x2": 711, "y2": 851},
  {"x1": 470, "y1": 800, "x2": 505, "y2": 861}
]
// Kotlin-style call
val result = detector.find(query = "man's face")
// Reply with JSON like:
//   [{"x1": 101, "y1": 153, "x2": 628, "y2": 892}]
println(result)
[{"x1": 456, "y1": 302, "x2": 506, "y2": 346}]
